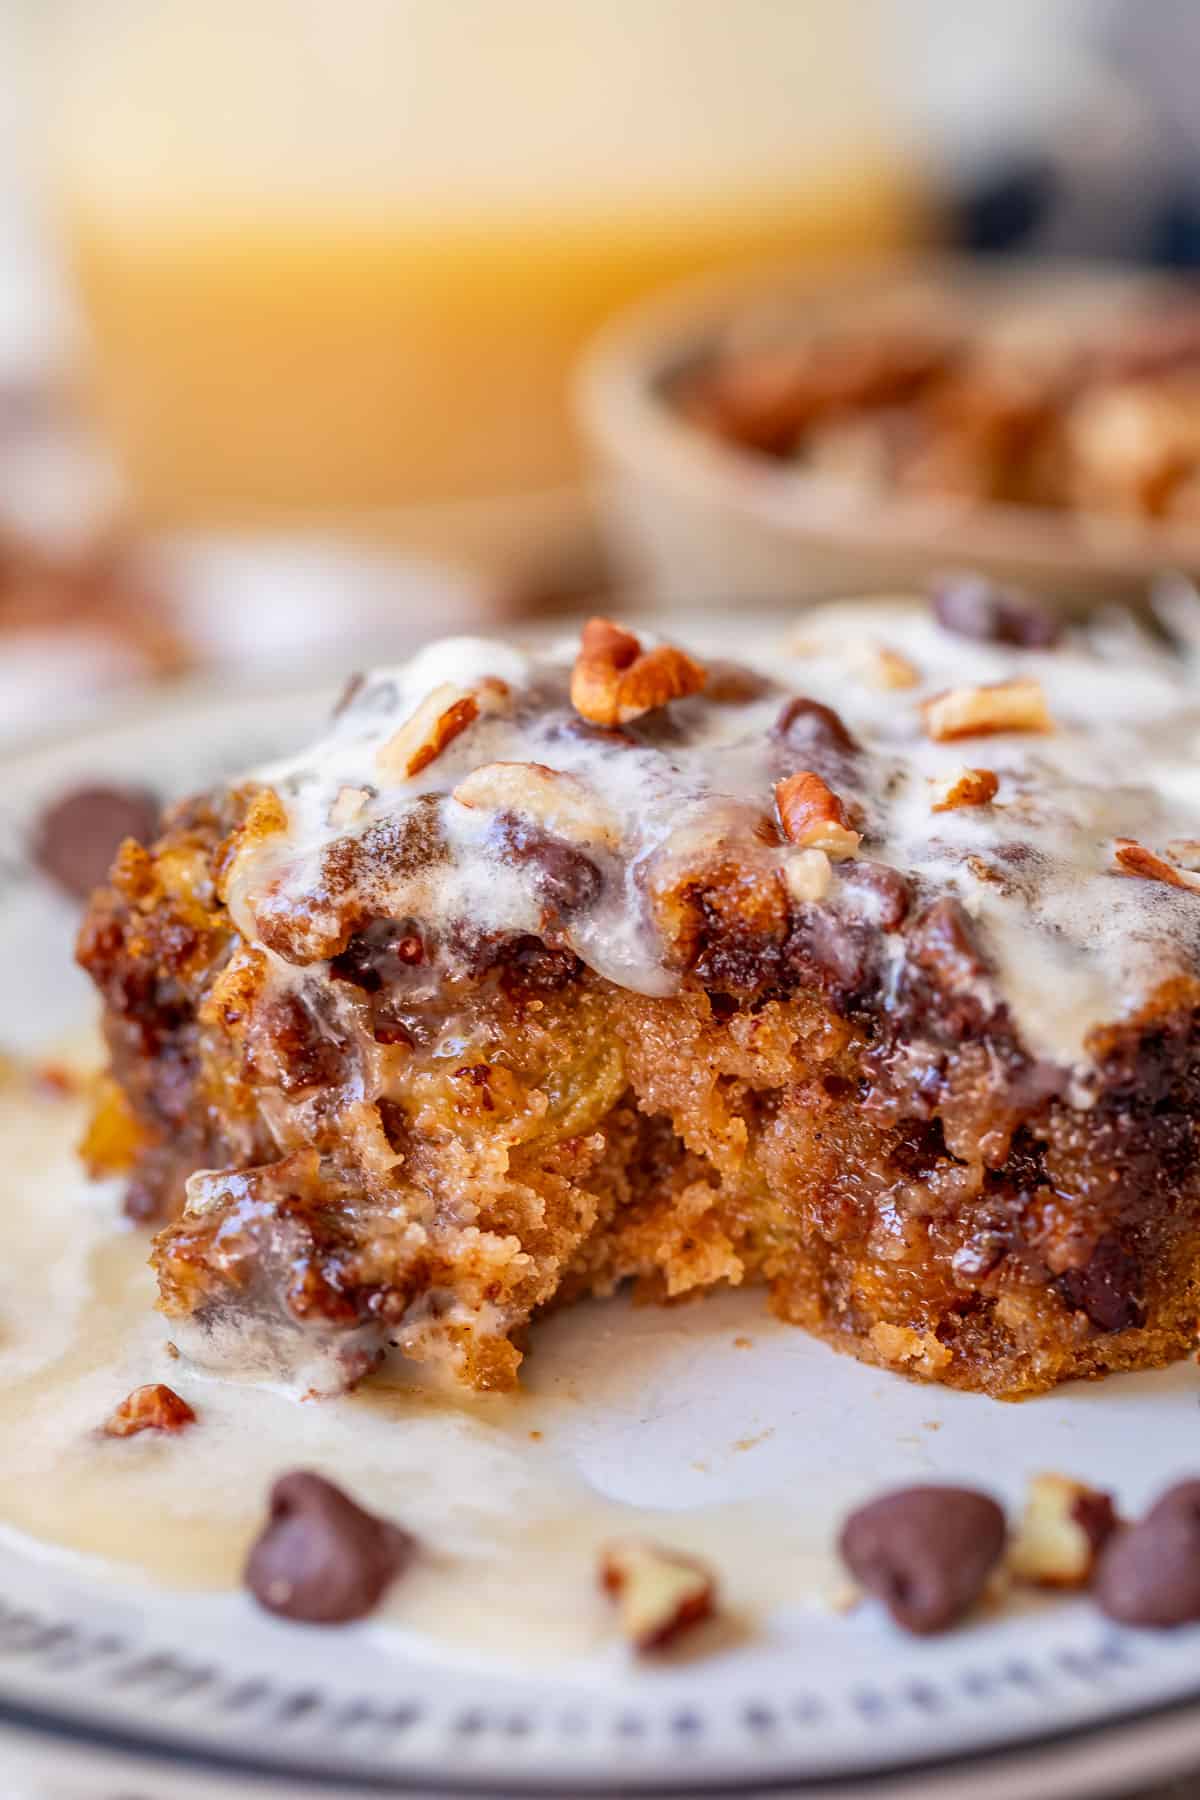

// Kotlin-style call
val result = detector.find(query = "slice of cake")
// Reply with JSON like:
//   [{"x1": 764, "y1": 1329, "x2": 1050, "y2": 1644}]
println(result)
[{"x1": 78, "y1": 592, "x2": 1200, "y2": 1397}]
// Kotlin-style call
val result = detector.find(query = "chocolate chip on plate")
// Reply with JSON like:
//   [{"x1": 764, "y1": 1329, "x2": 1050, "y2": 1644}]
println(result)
[
  {"x1": 244, "y1": 1471, "x2": 416, "y2": 1625},
  {"x1": 31, "y1": 784, "x2": 160, "y2": 901},
  {"x1": 839, "y1": 1484, "x2": 1006, "y2": 1634},
  {"x1": 1095, "y1": 1479, "x2": 1200, "y2": 1628}
]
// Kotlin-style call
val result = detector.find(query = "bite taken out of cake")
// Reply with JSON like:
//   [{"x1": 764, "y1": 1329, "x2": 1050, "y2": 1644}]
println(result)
[{"x1": 78, "y1": 588, "x2": 1200, "y2": 1399}]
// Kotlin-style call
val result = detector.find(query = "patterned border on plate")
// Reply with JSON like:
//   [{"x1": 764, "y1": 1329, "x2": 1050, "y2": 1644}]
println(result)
[{"x1": 1, "y1": 1582, "x2": 1196, "y2": 1796}]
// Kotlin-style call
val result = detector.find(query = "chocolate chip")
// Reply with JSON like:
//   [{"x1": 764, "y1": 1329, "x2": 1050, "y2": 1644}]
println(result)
[
  {"x1": 1096, "y1": 1481, "x2": 1200, "y2": 1627},
  {"x1": 501, "y1": 818, "x2": 602, "y2": 915},
  {"x1": 907, "y1": 898, "x2": 989, "y2": 992},
  {"x1": 773, "y1": 696, "x2": 860, "y2": 760},
  {"x1": 1058, "y1": 1236, "x2": 1145, "y2": 1332},
  {"x1": 330, "y1": 920, "x2": 425, "y2": 993},
  {"x1": 931, "y1": 575, "x2": 1062, "y2": 649},
  {"x1": 785, "y1": 907, "x2": 874, "y2": 1002},
  {"x1": 244, "y1": 1471, "x2": 415, "y2": 1625},
  {"x1": 838, "y1": 860, "x2": 911, "y2": 930},
  {"x1": 839, "y1": 1485, "x2": 1006, "y2": 1634},
  {"x1": 32, "y1": 784, "x2": 160, "y2": 901},
  {"x1": 891, "y1": 897, "x2": 997, "y2": 1042},
  {"x1": 497, "y1": 934, "x2": 584, "y2": 992}
]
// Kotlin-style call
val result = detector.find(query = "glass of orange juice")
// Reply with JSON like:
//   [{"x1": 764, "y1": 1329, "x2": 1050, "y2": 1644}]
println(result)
[{"x1": 45, "y1": 0, "x2": 925, "y2": 532}]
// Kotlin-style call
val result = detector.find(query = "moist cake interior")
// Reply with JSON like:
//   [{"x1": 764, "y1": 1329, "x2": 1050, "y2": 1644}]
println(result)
[{"x1": 78, "y1": 592, "x2": 1200, "y2": 1400}]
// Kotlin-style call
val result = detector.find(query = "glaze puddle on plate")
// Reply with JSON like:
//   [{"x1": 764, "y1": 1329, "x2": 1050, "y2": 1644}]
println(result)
[{"x1": 0, "y1": 1056, "x2": 835, "y2": 1671}]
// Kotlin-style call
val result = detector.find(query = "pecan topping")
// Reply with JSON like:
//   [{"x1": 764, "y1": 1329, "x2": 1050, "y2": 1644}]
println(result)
[
  {"x1": 103, "y1": 1383, "x2": 196, "y2": 1437},
  {"x1": 1113, "y1": 838, "x2": 1200, "y2": 892},
  {"x1": 328, "y1": 784, "x2": 373, "y2": 828},
  {"x1": 376, "y1": 678, "x2": 508, "y2": 782},
  {"x1": 599, "y1": 1539, "x2": 717, "y2": 1652},
  {"x1": 453, "y1": 761, "x2": 619, "y2": 848},
  {"x1": 1008, "y1": 1473, "x2": 1118, "y2": 1589},
  {"x1": 782, "y1": 847, "x2": 833, "y2": 902},
  {"x1": 571, "y1": 617, "x2": 706, "y2": 726},
  {"x1": 775, "y1": 771, "x2": 861, "y2": 859},
  {"x1": 854, "y1": 642, "x2": 920, "y2": 691},
  {"x1": 931, "y1": 766, "x2": 999, "y2": 812},
  {"x1": 922, "y1": 677, "x2": 1051, "y2": 742}
]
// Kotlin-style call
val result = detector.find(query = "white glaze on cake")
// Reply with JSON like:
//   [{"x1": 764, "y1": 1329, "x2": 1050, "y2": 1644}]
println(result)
[{"x1": 227, "y1": 602, "x2": 1200, "y2": 1074}]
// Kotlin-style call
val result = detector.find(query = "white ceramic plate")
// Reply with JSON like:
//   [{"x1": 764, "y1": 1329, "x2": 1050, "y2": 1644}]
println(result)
[{"x1": 3, "y1": 675, "x2": 1200, "y2": 1800}]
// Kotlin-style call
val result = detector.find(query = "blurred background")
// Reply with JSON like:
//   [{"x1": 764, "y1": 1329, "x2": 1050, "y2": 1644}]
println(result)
[{"x1": 5, "y1": 0, "x2": 1200, "y2": 742}]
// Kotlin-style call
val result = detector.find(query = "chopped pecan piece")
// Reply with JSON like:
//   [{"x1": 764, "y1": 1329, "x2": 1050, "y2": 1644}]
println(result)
[
  {"x1": 599, "y1": 1539, "x2": 717, "y2": 1652},
  {"x1": 453, "y1": 761, "x2": 619, "y2": 848},
  {"x1": 854, "y1": 642, "x2": 920, "y2": 690},
  {"x1": 1113, "y1": 838, "x2": 1200, "y2": 892},
  {"x1": 1008, "y1": 1472, "x2": 1118, "y2": 1588},
  {"x1": 775, "y1": 771, "x2": 861, "y2": 859},
  {"x1": 922, "y1": 677, "x2": 1051, "y2": 742},
  {"x1": 571, "y1": 617, "x2": 706, "y2": 726},
  {"x1": 103, "y1": 1383, "x2": 196, "y2": 1437},
  {"x1": 376, "y1": 678, "x2": 508, "y2": 782},
  {"x1": 931, "y1": 766, "x2": 1000, "y2": 812},
  {"x1": 328, "y1": 784, "x2": 373, "y2": 828},
  {"x1": 783, "y1": 847, "x2": 833, "y2": 902}
]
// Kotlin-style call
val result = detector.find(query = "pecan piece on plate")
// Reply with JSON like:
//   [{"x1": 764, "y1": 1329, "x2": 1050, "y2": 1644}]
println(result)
[
  {"x1": 103, "y1": 1383, "x2": 196, "y2": 1437},
  {"x1": 599, "y1": 1539, "x2": 717, "y2": 1652},
  {"x1": 1008, "y1": 1472, "x2": 1118, "y2": 1588}
]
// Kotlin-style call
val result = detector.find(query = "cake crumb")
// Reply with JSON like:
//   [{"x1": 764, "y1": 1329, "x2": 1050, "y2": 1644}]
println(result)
[{"x1": 733, "y1": 1428, "x2": 774, "y2": 1453}]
